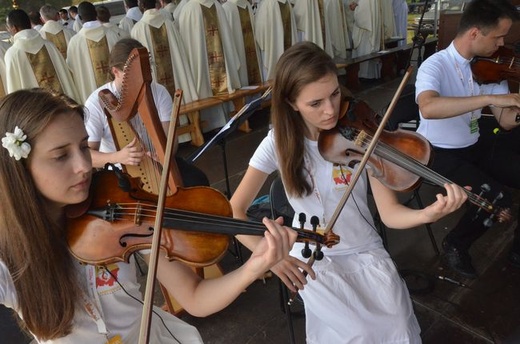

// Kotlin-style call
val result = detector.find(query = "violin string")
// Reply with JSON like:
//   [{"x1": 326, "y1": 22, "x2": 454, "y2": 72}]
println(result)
[
  {"x1": 348, "y1": 128, "x2": 494, "y2": 212},
  {"x1": 102, "y1": 203, "x2": 324, "y2": 242}
]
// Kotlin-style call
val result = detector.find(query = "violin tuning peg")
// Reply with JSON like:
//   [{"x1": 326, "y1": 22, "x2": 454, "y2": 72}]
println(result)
[{"x1": 298, "y1": 213, "x2": 306, "y2": 226}]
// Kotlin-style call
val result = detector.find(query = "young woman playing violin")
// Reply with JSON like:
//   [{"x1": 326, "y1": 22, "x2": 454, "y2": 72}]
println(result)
[
  {"x1": 415, "y1": 0, "x2": 520, "y2": 279},
  {"x1": 230, "y1": 42, "x2": 468, "y2": 343},
  {"x1": 0, "y1": 89, "x2": 297, "y2": 343}
]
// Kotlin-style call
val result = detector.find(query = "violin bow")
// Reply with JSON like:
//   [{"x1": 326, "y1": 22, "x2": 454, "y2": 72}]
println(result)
[
  {"x1": 289, "y1": 67, "x2": 414, "y2": 302},
  {"x1": 138, "y1": 89, "x2": 184, "y2": 344}
]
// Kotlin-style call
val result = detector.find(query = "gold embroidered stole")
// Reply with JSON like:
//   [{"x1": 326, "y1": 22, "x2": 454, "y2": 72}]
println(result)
[
  {"x1": 0, "y1": 79, "x2": 5, "y2": 98},
  {"x1": 26, "y1": 46, "x2": 63, "y2": 94},
  {"x1": 201, "y1": 5, "x2": 228, "y2": 95},
  {"x1": 45, "y1": 30, "x2": 67, "y2": 59},
  {"x1": 278, "y1": 1, "x2": 292, "y2": 50},
  {"x1": 317, "y1": 0, "x2": 325, "y2": 47},
  {"x1": 86, "y1": 36, "x2": 111, "y2": 87},
  {"x1": 237, "y1": 6, "x2": 261, "y2": 85},
  {"x1": 150, "y1": 24, "x2": 176, "y2": 96}
]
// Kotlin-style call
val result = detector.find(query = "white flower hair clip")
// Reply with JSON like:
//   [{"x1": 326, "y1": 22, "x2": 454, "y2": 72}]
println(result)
[{"x1": 2, "y1": 126, "x2": 31, "y2": 160}]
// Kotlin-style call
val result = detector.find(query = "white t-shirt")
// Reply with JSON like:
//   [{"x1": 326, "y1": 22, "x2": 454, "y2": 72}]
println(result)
[
  {"x1": 250, "y1": 130, "x2": 383, "y2": 257},
  {"x1": 84, "y1": 81, "x2": 172, "y2": 154},
  {"x1": 415, "y1": 42, "x2": 509, "y2": 149},
  {"x1": 0, "y1": 257, "x2": 203, "y2": 343}
]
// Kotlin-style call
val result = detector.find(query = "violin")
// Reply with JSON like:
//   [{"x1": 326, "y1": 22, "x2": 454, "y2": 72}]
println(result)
[
  {"x1": 471, "y1": 46, "x2": 520, "y2": 84},
  {"x1": 66, "y1": 168, "x2": 340, "y2": 266},
  {"x1": 318, "y1": 97, "x2": 512, "y2": 226}
]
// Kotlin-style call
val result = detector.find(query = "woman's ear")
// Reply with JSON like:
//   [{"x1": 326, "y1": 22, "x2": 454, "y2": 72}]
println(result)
[{"x1": 286, "y1": 99, "x2": 299, "y2": 112}]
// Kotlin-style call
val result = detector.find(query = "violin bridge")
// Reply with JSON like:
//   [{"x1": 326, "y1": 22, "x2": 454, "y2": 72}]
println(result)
[
  {"x1": 134, "y1": 202, "x2": 142, "y2": 225},
  {"x1": 355, "y1": 131, "x2": 368, "y2": 149}
]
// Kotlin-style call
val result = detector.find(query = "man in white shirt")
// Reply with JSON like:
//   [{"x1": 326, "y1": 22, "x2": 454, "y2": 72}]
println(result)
[{"x1": 415, "y1": 0, "x2": 520, "y2": 279}]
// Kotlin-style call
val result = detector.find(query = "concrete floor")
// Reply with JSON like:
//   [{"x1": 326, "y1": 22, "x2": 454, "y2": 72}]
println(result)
[{"x1": 2, "y1": 75, "x2": 520, "y2": 343}]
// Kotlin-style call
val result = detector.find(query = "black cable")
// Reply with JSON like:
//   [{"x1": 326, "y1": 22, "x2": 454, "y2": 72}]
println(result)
[{"x1": 103, "y1": 264, "x2": 182, "y2": 344}]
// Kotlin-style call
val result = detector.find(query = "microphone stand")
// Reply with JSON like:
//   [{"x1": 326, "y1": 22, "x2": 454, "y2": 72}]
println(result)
[{"x1": 407, "y1": 0, "x2": 432, "y2": 69}]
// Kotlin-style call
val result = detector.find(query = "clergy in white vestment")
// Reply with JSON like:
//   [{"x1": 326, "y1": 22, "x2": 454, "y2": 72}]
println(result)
[
  {"x1": 0, "y1": 40, "x2": 11, "y2": 98},
  {"x1": 222, "y1": 0, "x2": 263, "y2": 86},
  {"x1": 39, "y1": 5, "x2": 76, "y2": 59},
  {"x1": 292, "y1": 0, "x2": 324, "y2": 48},
  {"x1": 323, "y1": 0, "x2": 351, "y2": 60},
  {"x1": 120, "y1": 0, "x2": 144, "y2": 34},
  {"x1": 97, "y1": 5, "x2": 131, "y2": 39},
  {"x1": 351, "y1": 0, "x2": 382, "y2": 79},
  {"x1": 160, "y1": 0, "x2": 181, "y2": 21},
  {"x1": 173, "y1": 0, "x2": 190, "y2": 29},
  {"x1": 392, "y1": 0, "x2": 408, "y2": 47},
  {"x1": 67, "y1": 2, "x2": 122, "y2": 103},
  {"x1": 132, "y1": 0, "x2": 199, "y2": 142},
  {"x1": 254, "y1": 0, "x2": 298, "y2": 81},
  {"x1": 179, "y1": 0, "x2": 242, "y2": 131},
  {"x1": 5, "y1": 9, "x2": 79, "y2": 102},
  {"x1": 381, "y1": 0, "x2": 396, "y2": 41},
  {"x1": 68, "y1": 6, "x2": 82, "y2": 32}
]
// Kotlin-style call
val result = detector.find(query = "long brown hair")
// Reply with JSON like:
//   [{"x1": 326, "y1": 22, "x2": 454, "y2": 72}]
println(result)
[
  {"x1": 0, "y1": 89, "x2": 85, "y2": 340},
  {"x1": 271, "y1": 42, "x2": 338, "y2": 197}
]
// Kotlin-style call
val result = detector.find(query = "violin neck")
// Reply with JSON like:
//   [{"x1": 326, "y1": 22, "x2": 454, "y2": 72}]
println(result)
[
  {"x1": 161, "y1": 208, "x2": 325, "y2": 244},
  {"x1": 375, "y1": 142, "x2": 494, "y2": 212}
]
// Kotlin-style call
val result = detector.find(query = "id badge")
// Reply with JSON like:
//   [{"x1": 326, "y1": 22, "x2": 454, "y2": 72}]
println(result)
[
  {"x1": 469, "y1": 116, "x2": 478, "y2": 134},
  {"x1": 106, "y1": 334, "x2": 123, "y2": 344}
]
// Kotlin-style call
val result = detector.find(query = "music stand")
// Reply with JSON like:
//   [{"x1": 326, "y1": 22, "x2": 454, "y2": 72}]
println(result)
[{"x1": 187, "y1": 88, "x2": 272, "y2": 198}]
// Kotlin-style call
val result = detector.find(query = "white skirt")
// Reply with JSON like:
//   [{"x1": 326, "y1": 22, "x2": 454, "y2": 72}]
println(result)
[{"x1": 300, "y1": 248, "x2": 422, "y2": 344}]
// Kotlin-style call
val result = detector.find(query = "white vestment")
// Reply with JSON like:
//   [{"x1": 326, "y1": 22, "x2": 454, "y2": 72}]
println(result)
[
  {"x1": 119, "y1": 7, "x2": 143, "y2": 33},
  {"x1": 173, "y1": 0, "x2": 190, "y2": 27},
  {"x1": 66, "y1": 21, "x2": 121, "y2": 103},
  {"x1": 179, "y1": 0, "x2": 242, "y2": 131},
  {"x1": 292, "y1": 0, "x2": 324, "y2": 48},
  {"x1": 162, "y1": 2, "x2": 177, "y2": 21},
  {"x1": 102, "y1": 22, "x2": 130, "y2": 39},
  {"x1": 255, "y1": 0, "x2": 298, "y2": 80},
  {"x1": 324, "y1": 0, "x2": 351, "y2": 60},
  {"x1": 5, "y1": 29, "x2": 79, "y2": 102},
  {"x1": 131, "y1": 9, "x2": 198, "y2": 103},
  {"x1": 352, "y1": 0, "x2": 382, "y2": 78},
  {"x1": 131, "y1": 8, "x2": 198, "y2": 142},
  {"x1": 72, "y1": 18, "x2": 82, "y2": 32},
  {"x1": 381, "y1": 0, "x2": 396, "y2": 40},
  {"x1": 0, "y1": 40, "x2": 11, "y2": 96},
  {"x1": 222, "y1": 0, "x2": 264, "y2": 85},
  {"x1": 39, "y1": 20, "x2": 76, "y2": 48},
  {"x1": 393, "y1": 0, "x2": 408, "y2": 46}
]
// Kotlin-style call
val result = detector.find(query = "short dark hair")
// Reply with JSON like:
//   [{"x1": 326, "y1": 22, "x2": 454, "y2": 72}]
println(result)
[
  {"x1": 124, "y1": 0, "x2": 139, "y2": 8},
  {"x1": 78, "y1": 1, "x2": 97, "y2": 22},
  {"x1": 458, "y1": 0, "x2": 520, "y2": 35},
  {"x1": 59, "y1": 8, "x2": 68, "y2": 15},
  {"x1": 141, "y1": 0, "x2": 157, "y2": 10},
  {"x1": 96, "y1": 5, "x2": 111, "y2": 23},
  {"x1": 28, "y1": 11, "x2": 43, "y2": 26},
  {"x1": 69, "y1": 6, "x2": 78, "y2": 14},
  {"x1": 7, "y1": 9, "x2": 31, "y2": 31}
]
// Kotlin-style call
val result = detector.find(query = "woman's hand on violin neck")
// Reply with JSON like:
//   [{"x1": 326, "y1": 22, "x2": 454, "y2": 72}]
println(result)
[
  {"x1": 270, "y1": 256, "x2": 316, "y2": 293},
  {"x1": 243, "y1": 218, "x2": 298, "y2": 281},
  {"x1": 421, "y1": 183, "x2": 468, "y2": 223}
]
